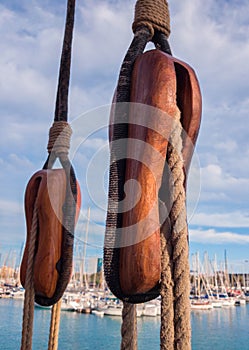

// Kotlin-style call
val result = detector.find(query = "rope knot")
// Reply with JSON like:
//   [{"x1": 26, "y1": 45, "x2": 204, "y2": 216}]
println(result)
[
  {"x1": 132, "y1": 0, "x2": 171, "y2": 40},
  {"x1": 47, "y1": 121, "x2": 72, "y2": 157}
]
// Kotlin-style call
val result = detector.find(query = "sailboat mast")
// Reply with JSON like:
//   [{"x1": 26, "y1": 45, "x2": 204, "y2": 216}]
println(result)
[{"x1": 82, "y1": 207, "x2": 90, "y2": 289}]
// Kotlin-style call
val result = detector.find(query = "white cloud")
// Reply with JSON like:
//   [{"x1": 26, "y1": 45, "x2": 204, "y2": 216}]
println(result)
[
  {"x1": 170, "y1": 1, "x2": 249, "y2": 186},
  {"x1": 171, "y1": 0, "x2": 249, "y2": 103},
  {"x1": 190, "y1": 228, "x2": 249, "y2": 245},
  {"x1": 0, "y1": 153, "x2": 35, "y2": 184},
  {"x1": 199, "y1": 163, "x2": 249, "y2": 205},
  {"x1": 82, "y1": 137, "x2": 108, "y2": 151},
  {"x1": 216, "y1": 140, "x2": 238, "y2": 153},
  {"x1": 0, "y1": 62, "x2": 55, "y2": 113},
  {"x1": 0, "y1": 4, "x2": 63, "y2": 116},
  {"x1": 191, "y1": 211, "x2": 249, "y2": 228},
  {"x1": 73, "y1": 1, "x2": 133, "y2": 77},
  {"x1": 0, "y1": 198, "x2": 23, "y2": 216}
]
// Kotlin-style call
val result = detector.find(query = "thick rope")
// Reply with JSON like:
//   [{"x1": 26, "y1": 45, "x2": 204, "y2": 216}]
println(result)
[
  {"x1": 162, "y1": 111, "x2": 191, "y2": 349},
  {"x1": 54, "y1": 0, "x2": 75, "y2": 122},
  {"x1": 121, "y1": 303, "x2": 137, "y2": 350},
  {"x1": 48, "y1": 299, "x2": 62, "y2": 350},
  {"x1": 132, "y1": 0, "x2": 170, "y2": 39},
  {"x1": 21, "y1": 202, "x2": 38, "y2": 350},
  {"x1": 160, "y1": 218, "x2": 174, "y2": 350}
]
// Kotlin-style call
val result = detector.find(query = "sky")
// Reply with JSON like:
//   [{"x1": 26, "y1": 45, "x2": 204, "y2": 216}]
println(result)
[{"x1": 0, "y1": 0, "x2": 249, "y2": 273}]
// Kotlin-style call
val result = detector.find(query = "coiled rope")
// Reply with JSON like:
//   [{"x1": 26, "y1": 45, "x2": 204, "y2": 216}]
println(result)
[
  {"x1": 21, "y1": 0, "x2": 76, "y2": 349},
  {"x1": 132, "y1": 0, "x2": 170, "y2": 38},
  {"x1": 104, "y1": 1, "x2": 191, "y2": 349}
]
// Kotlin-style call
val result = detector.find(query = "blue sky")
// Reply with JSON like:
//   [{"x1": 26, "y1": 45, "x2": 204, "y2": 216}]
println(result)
[{"x1": 0, "y1": 0, "x2": 249, "y2": 273}]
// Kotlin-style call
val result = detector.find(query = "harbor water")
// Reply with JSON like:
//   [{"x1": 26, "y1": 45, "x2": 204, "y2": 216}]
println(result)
[{"x1": 0, "y1": 298, "x2": 249, "y2": 349}]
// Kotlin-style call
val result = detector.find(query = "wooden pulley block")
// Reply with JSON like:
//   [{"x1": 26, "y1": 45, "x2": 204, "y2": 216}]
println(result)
[
  {"x1": 20, "y1": 169, "x2": 81, "y2": 298},
  {"x1": 117, "y1": 49, "x2": 202, "y2": 296}
]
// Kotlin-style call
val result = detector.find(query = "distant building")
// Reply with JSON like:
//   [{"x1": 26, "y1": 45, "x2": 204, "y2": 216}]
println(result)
[{"x1": 97, "y1": 258, "x2": 103, "y2": 273}]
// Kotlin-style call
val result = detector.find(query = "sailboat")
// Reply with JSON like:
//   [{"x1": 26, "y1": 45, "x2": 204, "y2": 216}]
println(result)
[{"x1": 190, "y1": 253, "x2": 213, "y2": 310}]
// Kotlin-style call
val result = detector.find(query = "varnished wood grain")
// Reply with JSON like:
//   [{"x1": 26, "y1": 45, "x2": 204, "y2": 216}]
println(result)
[
  {"x1": 20, "y1": 169, "x2": 81, "y2": 298},
  {"x1": 119, "y1": 50, "x2": 177, "y2": 295},
  {"x1": 21, "y1": 169, "x2": 66, "y2": 298},
  {"x1": 118, "y1": 49, "x2": 202, "y2": 295}
]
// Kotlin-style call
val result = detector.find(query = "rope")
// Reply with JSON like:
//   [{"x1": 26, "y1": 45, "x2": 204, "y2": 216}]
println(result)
[
  {"x1": 54, "y1": 0, "x2": 75, "y2": 122},
  {"x1": 160, "y1": 111, "x2": 191, "y2": 349},
  {"x1": 48, "y1": 300, "x2": 62, "y2": 350},
  {"x1": 132, "y1": 0, "x2": 170, "y2": 39},
  {"x1": 160, "y1": 218, "x2": 174, "y2": 350},
  {"x1": 21, "y1": 202, "x2": 38, "y2": 350},
  {"x1": 167, "y1": 115, "x2": 191, "y2": 349},
  {"x1": 121, "y1": 303, "x2": 137, "y2": 350},
  {"x1": 47, "y1": 121, "x2": 72, "y2": 156},
  {"x1": 38, "y1": 0, "x2": 77, "y2": 307}
]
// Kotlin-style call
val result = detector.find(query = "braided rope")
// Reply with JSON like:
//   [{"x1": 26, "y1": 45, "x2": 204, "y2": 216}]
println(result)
[
  {"x1": 54, "y1": 0, "x2": 75, "y2": 122},
  {"x1": 160, "y1": 218, "x2": 174, "y2": 350},
  {"x1": 48, "y1": 299, "x2": 62, "y2": 350},
  {"x1": 121, "y1": 303, "x2": 137, "y2": 350},
  {"x1": 132, "y1": 0, "x2": 170, "y2": 39},
  {"x1": 21, "y1": 202, "x2": 38, "y2": 350},
  {"x1": 166, "y1": 111, "x2": 191, "y2": 349}
]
